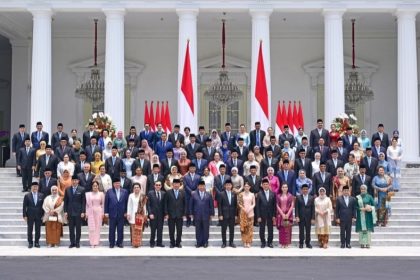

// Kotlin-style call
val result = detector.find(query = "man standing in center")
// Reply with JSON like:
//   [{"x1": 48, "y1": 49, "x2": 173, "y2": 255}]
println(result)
[
  {"x1": 336, "y1": 185, "x2": 357, "y2": 249},
  {"x1": 256, "y1": 178, "x2": 276, "y2": 248},
  {"x1": 189, "y1": 180, "x2": 214, "y2": 248},
  {"x1": 165, "y1": 178, "x2": 186, "y2": 248},
  {"x1": 218, "y1": 179, "x2": 237, "y2": 248},
  {"x1": 147, "y1": 181, "x2": 166, "y2": 248},
  {"x1": 295, "y1": 184, "x2": 315, "y2": 249}
]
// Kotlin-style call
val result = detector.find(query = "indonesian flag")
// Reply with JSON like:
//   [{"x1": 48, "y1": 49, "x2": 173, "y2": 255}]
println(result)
[
  {"x1": 281, "y1": 101, "x2": 287, "y2": 129},
  {"x1": 293, "y1": 101, "x2": 299, "y2": 135},
  {"x1": 287, "y1": 101, "x2": 293, "y2": 133},
  {"x1": 165, "y1": 101, "x2": 172, "y2": 134},
  {"x1": 150, "y1": 101, "x2": 155, "y2": 131},
  {"x1": 275, "y1": 101, "x2": 282, "y2": 138},
  {"x1": 160, "y1": 101, "x2": 166, "y2": 132},
  {"x1": 298, "y1": 101, "x2": 304, "y2": 130},
  {"x1": 155, "y1": 101, "x2": 161, "y2": 127},
  {"x1": 252, "y1": 41, "x2": 270, "y2": 128},
  {"x1": 144, "y1": 101, "x2": 150, "y2": 126}
]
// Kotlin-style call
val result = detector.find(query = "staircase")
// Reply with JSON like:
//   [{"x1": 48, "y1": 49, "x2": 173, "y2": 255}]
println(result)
[{"x1": 0, "y1": 167, "x2": 419, "y2": 247}]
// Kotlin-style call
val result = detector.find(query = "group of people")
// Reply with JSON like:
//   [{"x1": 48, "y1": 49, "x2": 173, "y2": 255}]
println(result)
[{"x1": 18, "y1": 118, "x2": 402, "y2": 249}]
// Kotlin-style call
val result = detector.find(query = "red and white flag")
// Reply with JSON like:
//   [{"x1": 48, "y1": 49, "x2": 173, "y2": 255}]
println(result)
[
  {"x1": 293, "y1": 101, "x2": 299, "y2": 135},
  {"x1": 160, "y1": 101, "x2": 166, "y2": 132},
  {"x1": 165, "y1": 101, "x2": 172, "y2": 134},
  {"x1": 298, "y1": 101, "x2": 304, "y2": 130},
  {"x1": 287, "y1": 101, "x2": 293, "y2": 134},
  {"x1": 281, "y1": 101, "x2": 287, "y2": 130},
  {"x1": 275, "y1": 101, "x2": 282, "y2": 138},
  {"x1": 144, "y1": 101, "x2": 150, "y2": 127},
  {"x1": 149, "y1": 101, "x2": 155, "y2": 131},
  {"x1": 155, "y1": 101, "x2": 161, "y2": 128},
  {"x1": 252, "y1": 41, "x2": 270, "y2": 129},
  {"x1": 179, "y1": 40, "x2": 197, "y2": 132}
]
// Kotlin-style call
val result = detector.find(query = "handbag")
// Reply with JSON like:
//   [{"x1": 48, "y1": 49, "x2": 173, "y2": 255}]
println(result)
[
  {"x1": 48, "y1": 215, "x2": 58, "y2": 222},
  {"x1": 281, "y1": 219, "x2": 290, "y2": 227}
]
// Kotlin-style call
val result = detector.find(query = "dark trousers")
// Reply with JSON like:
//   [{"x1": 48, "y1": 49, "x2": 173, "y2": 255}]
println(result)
[
  {"x1": 68, "y1": 215, "x2": 82, "y2": 245},
  {"x1": 149, "y1": 217, "x2": 164, "y2": 245},
  {"x1": 109, "y1": 216, "x2": 125, "y2": 246},
  {"x1": 340, "y1": 221, "x2": 352, "y2": 245},
  {"x1": 21, "y1": 168, "x2": 32, "y2": 191},
  {"x1": 221, "y1": 217, "x2": 235, "y2": 244},
  {"x1": 168, "y1": 217, "x2": 183, "y2": 246},
  {"x1": 195, "y1": 218, "x2": 210, "y2": 246},
  {"x1": 259, "y1": 217, "x2": 274, "y2": 245},
  {"x1": 298, "y1": 219, "x2": 312, "y2": 245},
  {"x1": 27, "y1": 217, "x2": 41, "y2": 244}
]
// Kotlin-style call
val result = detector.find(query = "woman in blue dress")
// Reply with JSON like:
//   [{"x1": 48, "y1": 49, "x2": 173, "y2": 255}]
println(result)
[{"x1": 372, "y1": 166, "x2": 393, "y2": 227}]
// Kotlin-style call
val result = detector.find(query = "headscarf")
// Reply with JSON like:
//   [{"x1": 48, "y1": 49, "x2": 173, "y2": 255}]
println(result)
[
  {"x1": 50, "y1": 185, "x2": 59, "y2": 199},
  {"x1": 318, "y1": 187, "x2": 327, "y2": 199}
]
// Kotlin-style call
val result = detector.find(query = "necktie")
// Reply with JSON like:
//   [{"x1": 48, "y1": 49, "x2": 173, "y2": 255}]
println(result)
[
  {"x1": 26, "y1": 147, "x2": 29, "y2": 155},
  {"x1": 227, "y1": 192, "x2": 231, "y2": 205},
  {"x1": 46, "y1": 156, "x2": 49, "y2": 165},
  {"x1": 285, "y1": 171, "x2": 288, "y2": 181},
  {"x1": 21, "y1": 133, "x2": 24, "y2": 140},
  {"x1": 320, "y1": 146, "x2": 323, "y2": 152},
  {"x1": 321, "y1": 173, "x2": 325, "y2": 182},
  {"x1": 221, "y1": 175, "x2": 225, "y2": 185},
  {"x1": 168, "y1": 159, "x2": 171, "y2": 166},
  {"x1": 175, "y1": 190, "x2": 178, "y2": 199},
  {"x1": 86, "y1": 173, "x2": 89, "y2": 181},
  {"x1": 304, "y1": 195, "x2": 308, "y2": 205},
  {"x1": 302, "y1": 158, "x2": 305, "y2": 167},
  {"x1": 200, "y1": 192, "x2": 204, "y2": 200},
  {"x1": 157, "y1": 191, "x2": 161, "y2": 201},
  {"x1": 265, "y1": 191, "x2": 269, "y2": 201},
  {"x1": 112, "y1": 157, "x2": 115, "y2": 166},
  {"x1": 37, "y1": 132, "x2": 41, "y2": 141},
  {"x1": 368, "y1": 157, "x2": 371, "y2": 167},
  {"x1": 234, "y1": 159, "x2": 237, "y2": 167},
  {"x1": 256, "y1": 131, "x2": 260, "y2": 146},
  {"x1": 46, "y1": 178, "x2": 49, "y2": 186},
  {"x1": 33, "y1": 193, "x2": 37, "y2": 205},
  {"x1": 227, "y1": 132, "x2": 230, "y2": 139},
  {"x1": 252, "y1": 176, "x2": 256, "y2": 184},
  {"x1": 116, "y1": 189, "x2": 120, "y2": 201},
  {"x1": 73, "y1": 187, "x2": 76, "y2": 195},
  {"x1": 345, "y1": 197, "x2": 349, "y2": 207},
  {"x1": 361, "y1": 175, "x2": 365, "y2": 183}
]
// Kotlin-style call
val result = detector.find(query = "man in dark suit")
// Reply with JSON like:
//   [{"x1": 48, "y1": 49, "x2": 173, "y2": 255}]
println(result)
[
  {"x1": 202, "y1": 138, "x2": 216, "y2": 161},
  {"x1": 260, "y1": 147, "x2": 279, "y2": 177},
  {"x1": 335, "y1": 185, "x2": 357, "y2": 248},
  {"x1": 51, "y1": 123, "x2": 69, "y2": 149},
  {"x1": 196, "y1": 126, "x2": 209, "y2": 147},
  {"x1": 326, "y1": 149, "x2": 344, "y2": 177},
  {"x1": 218, "y1": 180, "x2": 237, "y2": 248},
  {"x1": 372, "y1": 138, "x2": 387, "y2": 160},
  {"x1": 147, "y1": 164, "x2": 165, "y2": 194},
  {"x1": 342, "y1": 127, "x2": 358, "y2": 151},
  {"x1": 147, "y1": 180, "x2": 166, "y2": 247},
  {"x1": 39, "y1": 168, "x2": 57, "y2": 196},
  {"x1": 371, "y1": 123, "x2": 390, "y2": 149},
  {"x1": 123, "y1": 139, "x2": 139, "y2": 159},
  {"x1": 295, "y1": 184, "x2": 315, "y2": 248},
  {"x1": 189, "y1": 180, "x2": 214, "y2": 248},
  {"x1": 120, "y1": 169, "x2": 133, "y2": 193},
  {"x1": 64, "y1": 175, "x2": 86, "y2": 248},
  {"x1": 132, "y1": 149, "x2": 151, "y2": 176},
  {"x1": 22, "y1": 182, "x2": 44, "y2": 248},
  {"x1": 161, "y1": 149, "x2": 179, "y2": 177},
  {"x1": 277, "y1": 160, "x2": 296, "y2": 195},
  {"x1": 185, "y1": 134, "x2": 200, "y2": 160},
  {"x1": 139, "y1": 123, "x2": 155, "y2": 150},
  {"x1": 164, "y1": 179, "x2": 186, "y2": 248},
  {"x1": 105, "y1": 146, "x2": 123, "y2": 180},
  {"x1": 12, "y1": 124, "x2": 29, "y2": 176},
  {"x1": 296, "y1": 136, "x2": 313, "y2": 159},
  {"x1": 312, "y1": 138, "x2": 330, "y2": 162},
  {"x1": 295, "y1": 148, "x2": 313, "y2": 179},
  {"x1": 352, "y1": 164, "x2": 373, "y2": 197},
  {"x1": 278, "y1": 125, "x2": 296, "y2": 149},
  {"x1": 362, "y1": 147, "x2": 379, "y2": 178},
  {"x1": 17, "y1": 137, "x2": 36, "y2": 192},
  {"x1": 125, "y1": 126, "x2": 140, "y2": 147},
  {"x1": 183, "y1": 163, "x2": 201, "y2": 227},
  {"x1": 77, "y1": 162, "x2": 95, "y2": 192},
  {"x1": 105, "y1": 178, "x2": 128, "y2": 248},
  {"x1": 312, "y1": 161, "x2": 333, "y2": 196},
  {"x1": 31, "y1": 121, "x2": 49, "y2": 149},
  {"x1": 35, "y1": 145, "x2": 59, "y2": 179},
  {"x1": 54, "y1": 137, "x2": 72, "y2": 161},
  {"x1": 256, "y1": 178, "x2": 276, "y2": 248},
  {"x1": 245, "y1": 165, "x2": 261, "y2": 194},
  {"x1": 336, "y1": 138, "x2": 349, "y2": 163},
  {"x1": 249, "y1": 121, "x2": 266, "y2": 152},
  {"x1": 220, "y1": 122, "x2": 236, "y2": 151},
  {"x1": 74, "y1": 151, "x2": 88, "y2": 175},
  {"x1": 213, "y1": 164, "x2": 231, "y2": 198},
  {"x1": 192, "y1": 150, "x2": 207, "y2": 176},
  {"x1": 155, "y1": 132, "x2": 173, "y2": 161},
  {"x1": 309, "y1": 119, "x2": 330, "y2": 148},
  {"x1": 85, "y1": 136, "x2": 102, "y2": 162},
  {"x1": 168, "y1": 124, "x2": 185, "y2": 146},
  {"x1": 226, "y1": 150, "x2": 244, "y2": 176},
  {"x1": 236, "y1": 138, "x2": 249, "y2": 162},
  {"x1": 82, "y1": 122, "x2": 99, "y2": 149},
  {"x1": 266, "y1": 136, "x2": 282, "y2": 159}
]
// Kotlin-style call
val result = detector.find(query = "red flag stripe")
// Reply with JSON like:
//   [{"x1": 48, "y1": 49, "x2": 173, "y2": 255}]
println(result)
[
  {"x1": 160, "y1": 101, "x2": 166, "y2": 132},
  {"x1": 150, "y1": 101, "x2": 155, "y2": 131},
  {"x1": 144, "y1": 101, "x2": 150, "y2": 126},
  {"x1": 255, "y1": 41, "x2": 269, "y2": 119},
  {"x1": 281, "y1": 101, "x2": 287, "y2": 128},
  {"x1": 156, "y1": 101, "x2": 161, "y2": 126},
  {"x1": 165, "y1": 101, "x2": 172, "y2": 133},
  {"x1": 287, "y1": 101, "x2": 293, "y2": 132},
  {"x1": 181, "y1": 41, "x2": 194, "y2": 114},
  {"x1": 276, "y1": 101, "x2": 282, "y2": 134},
  {"x1": 298, "y1": 101, "x2": 304, "y2": 130},
  {"x1": 293, "y1": 101, "x2": 298, "y2": 133}
]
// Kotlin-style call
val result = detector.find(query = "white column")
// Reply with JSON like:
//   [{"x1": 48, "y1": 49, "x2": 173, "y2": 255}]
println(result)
[
  {"x1": 397, "y1": 10, "x2": 420, "y2": 161},
  {"x1": 177, "y1": 8, "x2": 198, "y2": 133},
  {"x1": 250, "y1": 9, "x2": 272, "y2": 130},
  {"x1": 323, "y1": 9, "x2": 345, "y2": 126},
  {"x1": 29, "y1": 8, "x2": 52, "y2": 135},
  {"x1": 103, "y1": 8, "x2": 125, "y2": 132}
]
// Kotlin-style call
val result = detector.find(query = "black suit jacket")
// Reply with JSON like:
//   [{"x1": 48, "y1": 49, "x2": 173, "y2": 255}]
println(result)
[
  {"x1": 54, "y1": 146, "x2": 72, "y2": 161},
  {"x1": 278, "y1": 133, "x2": 296, "y2": 149},
  {"x1": 147, "y1": 190, "x2": 166, "y2": 218},
  {"x1": 105, "y1": 157, "x2": 123, "y2": 180},
  {"x1": 312, "y1": 145, "x2": 330, "y2": 162},
  {"x1": 236, "y1": 146, "x2": 249, "y2": 162},
  {"x1": 352, "y1": 174, "x2": 373, "y2": 197},
  {"x1": 202, "y1": 146, "x2": 216, "y2": 161},
  {"x1": 342, "y1": 135, "x2": 358, "y2": 151},
  {"x1": 294, "y1": 157, "x2": 313, "y2": 179},
  {"x1": 245, "y1": 175, "x2": 262, "y2": 194},
  {"x1": 265, "y1": 144, "x2": 282, "y2": 159},
  {"x1": 295, "y1": 194, "x2": 315, "y2": 222},
  {"x1": 312, "y1": 171, "x2": 333, "y2": 196},
  {"x1": 51, "y1": 132, "x2": 69, "y2": 149},
  {"x1": 31, "y1": 131, "x2": 49, "y2": 149},
  {"x1": 74, "y1": 160, "x2": 88, "y2": 175},
  {"x1": 160, "y1": 158, "x2": 179, "y2": 177},
  {"x1": 125, "y1": 134, "x2": 140, "y2": 147},
  {"x1": 297, "y1": 145, "x2": 313, "y2": 159},
  {"x1": 36, "y1": 154, "x2": 59, "y2": 178},
  {"x1": 64, "y1": 186, "x2": 86, "y2": 216},
  {"x1": 22, "y1": 192, "x2": 44, "y2": 219},
  {"x1": 213, "y1": 174, "x2": 231, "y2": 194},
  {"x1": 220, "y1": 131, "x2": 237, "y2": 151},
  {"x1": 256, "y1": 190, "x2": 276, "y2": 219},
  {"x1": 39, "y1": 177, "x2": 58, "y2": 196},
  {"x1": 120, "y1": 177, "x2": 133, "y2": 193},
  {"x1": 371, "y1": 145, "x2": 387, "y2": 160},
  {"x1": 17, "y1": 147, "x2": 36, "y2": 169},
  {"x1": 164, "y1": 189, "x2": 187, "y2": 218},
  {"x1": 362, "y1": 156, "x2": 379, "y2": 178},
  {"x1": 336, "y1": 147, "x2": 349, "y2": 163},
  {"x1": 82, "y1": 130, "x2": 99, "y2": 149},
  {"x1": 12, "y1": 132, "x2": 29, "y2": 153},
  {"x1": 132, "y1": 159, "x2": 151, "y2": 176},
  {"x1": 218, "y1": 191, "x2": 237, "y2": 219},
  {"x1": 260, "y1": 158, "x2": 279, "y2": 177},
  {"x1": 123, "y1": 147, "x2": 139, "y2": 159},
  {"x1": 371, "y1": 132, "x2": 390, "y2": 149},
  {"x1": 309, "y1": 128, "x2": 330, "y2": 148},
  {"x1": 185, "y1": 143, "x2": 200, "y2": 160},
  {"x1": 77, "y1": 172, "x2": 95, "y2": 192},
  {"x1": 85, "y1": 145, "x2": 102, "y2": 162},
  {"x1": 147, "y1": 174, "x2": 165, "y2": 194},
  {"x1": 168, "y1": 133, "x2": 185, "y2": 146},
  {"x1": 335, "y1": 195, "x2": 357, "y2": 223},
  {"x1": 226, "y1": 158, "x2": 244, "y2": 176},
  {"x1": 196, "y1": 134, "x2": 209, "y2": 147},
  {"x1": 326, "y1": 159, "x2": 344, "y2": 177},
  {"x1": 249, "y1": 129, "x2": 266, "y2": 151}
]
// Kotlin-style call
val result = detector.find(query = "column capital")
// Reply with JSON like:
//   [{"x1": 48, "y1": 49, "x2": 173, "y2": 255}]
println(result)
[
  {"x1": 322, "y1": 8, "x2": 346, "y2": 18},
  {"x1": 249, "y1": 8, "x2": 273, "y2": 20},
  {"x1": 395, "y1": 9, "x2": 418, "y2": 20},
  {"x1": 176, "y1": 8, "x2": 199, "y2": 19},
  {"x1": 9, "y1": 39, "x2": 30, "y2": 48},
  {"x1": 103, "y1": 8, "x2": 126, "y2": 18},
  {"x1": 28, "y1": 7, "x2": 53, "y2": 18}
]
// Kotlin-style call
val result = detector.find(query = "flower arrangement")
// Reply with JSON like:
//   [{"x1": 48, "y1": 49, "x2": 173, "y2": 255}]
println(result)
[
  {"x1": 332, "y1": 113, "x2": 360, "y2": 136},
  {"x1": 86, "y1": 112, "x2": 117, "y2": 138},
  {"x1": 0, "y1": 130, "x2": 10, "y2": 147}
]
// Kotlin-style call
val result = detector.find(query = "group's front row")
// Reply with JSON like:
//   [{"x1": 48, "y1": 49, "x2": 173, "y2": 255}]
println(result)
[{"x1": 23, "y1": 175, "x2": 377, "y2": 249}]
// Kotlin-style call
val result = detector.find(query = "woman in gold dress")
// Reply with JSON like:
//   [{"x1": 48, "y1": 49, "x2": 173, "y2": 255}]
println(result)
[
  {"x1": 57, "y1": 169, "x2": 72, "y2": 197},
  {"x1": 164, "y1": 166, "x2": 183, "y2": 191},
  {"x1": 90, "y1": 152, "x2": 104, "y2": 176},
  {"x1": 332, "y1": 167, "x2": 351, "y2": 210}
]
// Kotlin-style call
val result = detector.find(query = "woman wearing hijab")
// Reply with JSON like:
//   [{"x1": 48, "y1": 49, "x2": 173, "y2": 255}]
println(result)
[
  {"x1": 355, "y1": 184, "x2": 376, "y2": 248},
  {"x1": 265, "y1": 167, "x2": 280, "y2": 194},
  {"x1": 102, "y1": 141, "x2": 113, "y2": 161},
  {"x1": 42, "y1": 185, "x2": 65, "y2": 247},
  {"x1": 140, "y1": 139, "x2": 154, "y2": 161},
  {"x1": 164, "y1": 165, "x2": 183, "y2": 191},
  {"x1": 231, "y1": 167, "x2": 244, "y2": 194},
  {"x1": 86, "y1": 181, "x2": 105, "y2": 247},
  {"x1": 210, "y1": 129, "x2": 222, "y2": 150},
  {"x1": 276, "y1": 183, "x2": 294, "y2": 248},
  {"x1": 358, "y1": 129, "x2": 371, "y2": 151},
  {"x1": 113, "y1": 131, "x2": 127, "y2": 157},
  {"x1": 377, "y1": 152, "x2": 391, "y2": 175},
  {"x1": 314, "y1": 187, "x2": 333, "y2": 249},
  {"x1": 392, "y1": 130, "x2": 402, "y2": 147}
]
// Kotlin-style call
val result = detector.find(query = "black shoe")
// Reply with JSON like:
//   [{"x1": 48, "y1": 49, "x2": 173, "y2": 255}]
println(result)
[
  {"x1": 267, "y1": 243, "x2": 273, "y2": 248},
  {"x1": 341, "y1": 244, "x2": 345, "y2": 249},
  {"x1": 69, "y1": 244, "x2": 75, "y2": 248},
  {"x1": 177, "y1": 244, "x2": 182, "y2": 248},
  {"x1": 195, "y1": 244, "x2": 201, "y2": 248},
  {"x1": 170, "y1": 244, "x2": 175, "y2": 248},
  {"x1": 346, "y1": 244, "x2": 352, "y2": 249},
  {"x1": 306, "y1": 244, "x2": 313, "y2": 249},
  {"x1": 109, "y1": 245, "x2": 114, "y2": 248},
  {"x1": 229, "y1": 243, "x2": 236, "y2": 248},
  {"x1": 150, "y1": 244, "x2": 155, "y2": 248},
  {"x1": 221, "y1": 243, "x2": 226, "y2": 248},
  {"x1": 75, "y1": 243, "x2": 80, "y2": 248},
  {"x1": 299, "y1": 244, "x2": 303, "y2": 249},
  {"x1": 34, "y1": 243, "x2": 40, "y2": 248},
  {"x1": 261, "y1": 244, "x2": 266, "y2": 248},
  {"x1": 28, "y1": 244, "x2": 33, "y2": 249},
  {"x1": 203, "y1": 243, "x2": 208, "y2": 248},
  {"x1": 156, "y1": 244, "x2": 165, "y2": 248},
  {"x1": 117, "y1": 244, "x2": 123, "y2": 248}
]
